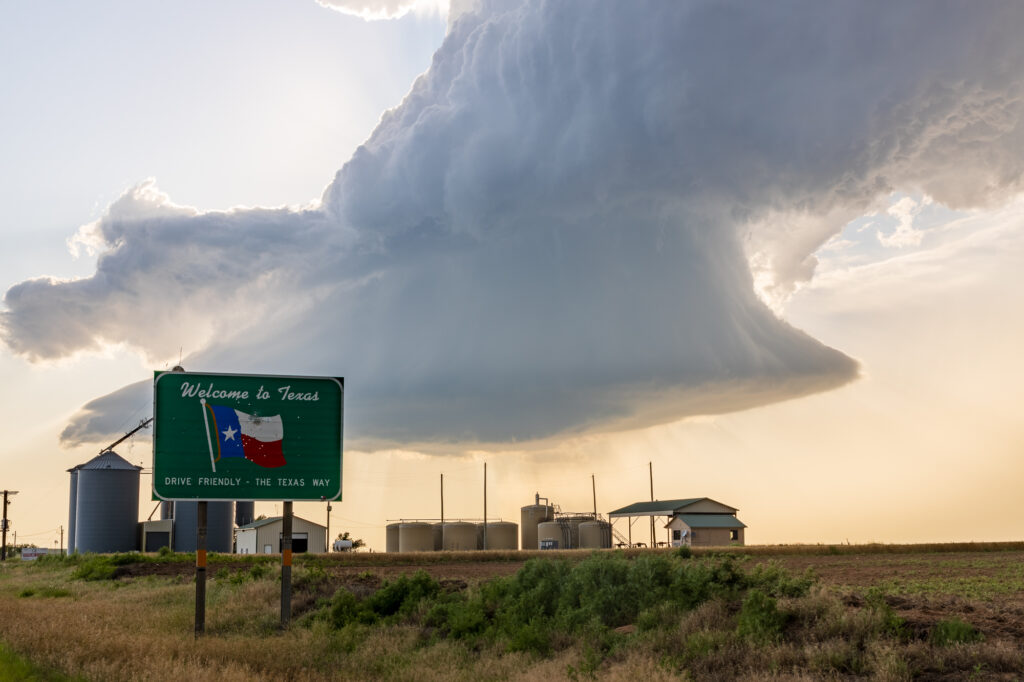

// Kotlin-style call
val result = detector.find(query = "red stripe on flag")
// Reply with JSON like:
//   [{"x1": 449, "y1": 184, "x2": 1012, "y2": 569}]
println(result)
[{"x1": 241, "y1": 435, "x2": 286, "y2": 468}]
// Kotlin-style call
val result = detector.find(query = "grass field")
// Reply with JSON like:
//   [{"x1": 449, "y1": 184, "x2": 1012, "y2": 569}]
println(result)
[{"x1": 1, "y1": 543, "x2": 1022, "y2": 680}]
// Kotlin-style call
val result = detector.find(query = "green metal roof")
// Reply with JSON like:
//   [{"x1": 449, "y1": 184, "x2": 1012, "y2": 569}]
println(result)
[
  {"x1": 608, "y1": 498, "x2": 705, "y2": 517},
  {"x1": 674, "y1": 514, "x2": 746, "y2": 529}
]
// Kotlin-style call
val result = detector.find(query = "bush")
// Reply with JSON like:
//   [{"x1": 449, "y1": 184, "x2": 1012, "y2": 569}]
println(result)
[
  {"x1": 72, "y1": 556, "x2": 117, "y2": 581},
  {"x1": 930, "y1": 617, "x2": 983, "y2": 646},
  {"x1": 736, "y1": 589, "x2": 786, "y2": 644},
  {"x1": 320, "y1": 550, "x2": 818, "y2": 659}
]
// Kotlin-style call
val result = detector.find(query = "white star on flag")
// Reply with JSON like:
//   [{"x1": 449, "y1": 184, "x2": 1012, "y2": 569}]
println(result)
[{"x1": 222, "y1": 425, "x2": 238, "y2": 441}]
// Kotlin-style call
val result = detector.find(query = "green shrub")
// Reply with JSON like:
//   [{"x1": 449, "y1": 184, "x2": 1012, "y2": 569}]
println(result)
[
  {"x1": 71, "y1": 556, "x2": 117, "y2": 581},
  {"x1": 673, "y1": 545, "x2": 692, "y2": 559},
  {"x1": 17, "y1": 588, "x2": 34, "y2": 598},
  {"x1": 930, "y1": 617, "x2": 983, "y2": 646},
  {"x1": 736, "y1": 589, "x2": 786, "y2": 644},
  {"x1": 156, "y1": 545, "x2": 174, "y2": 558},
  {"x1": 864, "y1": 587, "x2": 906, "y2": 639}
]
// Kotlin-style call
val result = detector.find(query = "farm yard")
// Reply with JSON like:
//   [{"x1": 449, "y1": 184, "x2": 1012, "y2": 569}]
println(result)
[{"x1": 1, "y1": 543, "x2": 1023, "y2": 681}]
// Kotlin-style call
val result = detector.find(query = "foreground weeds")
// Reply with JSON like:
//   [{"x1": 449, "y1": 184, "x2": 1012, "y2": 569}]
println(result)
[{"x1": 0, "y1": 548, "x2": 1022, "y2": 680}]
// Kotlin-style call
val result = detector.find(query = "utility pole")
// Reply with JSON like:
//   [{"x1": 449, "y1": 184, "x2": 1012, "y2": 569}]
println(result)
[
  {"x1": 482, "y1": 463, "x2": 488, "y2": 550},
  {"x1": 440, "y1": 473, "x2": 444, "y2": 525},
  {"x1": 649, "y1": 462, "x2": 655, "y2": 548},
  {"x1": 1, "y1": 491, "x2": 17, "y2": 561},
  {"x1": 591, "y1": 474, "x2": 597, "y2": 516},
  {"x1": 60, "y1": 525, "x2": 64, "y2": 557}
]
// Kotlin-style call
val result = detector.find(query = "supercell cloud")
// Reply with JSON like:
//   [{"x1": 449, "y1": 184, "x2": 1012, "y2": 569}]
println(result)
[{"x1": 5, "y1": 0, "x2": 1024, "y2": 448}]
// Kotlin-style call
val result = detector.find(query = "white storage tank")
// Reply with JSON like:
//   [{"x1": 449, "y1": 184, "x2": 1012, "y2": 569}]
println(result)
[
  {"x1": 477, "y1": 521, "x2": 518, "y2": 550},
  {"x1": 442, "y1": 522, "x2": 478, "y2": 551},
  {"x1": 521, "y1": 497, "x2": 554, "y2": 552},
  {"x1": 73, "y1": 451, "x2": 141, "y2": 553},
  {"x1": 386, "y1": 523, "x2": 401, "y2": 553},
  {"x1": 398, "y1": 522, "x2": 434, "y2": 552},
  {"x1": 579, "y1": 520, "x2": 612, "y2": 549},
  {"x1": 537, "y1": 520, "x2": 567, "y2": 550}
]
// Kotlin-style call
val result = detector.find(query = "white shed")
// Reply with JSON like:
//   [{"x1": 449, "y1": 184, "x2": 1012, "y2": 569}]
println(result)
[{"x1": 234, "y1": 515, "x2": 327, "y2": 554}]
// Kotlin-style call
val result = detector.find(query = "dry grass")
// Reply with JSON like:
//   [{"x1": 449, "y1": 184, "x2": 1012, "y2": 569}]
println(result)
[{"x1": 2, "y1": 546, "x2": 1024, "y2": 680}]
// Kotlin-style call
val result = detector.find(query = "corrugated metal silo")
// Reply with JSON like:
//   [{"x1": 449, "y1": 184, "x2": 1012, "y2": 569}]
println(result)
[
  {"x1": 398, "y1": 522, "x2": 434, "y2": 552},
  {"x1": 579, "y1": 520, "x2": 612, "y2": 549},
  {"x1": 172, "y1": 501, "x2": 234, "y2": 553},
  {"x1": 537, "y1": 521, "x2": 566, "y2": 549},
  {"x1": 159, "y1": 501, "x2": 174, "y2": 520},
  {"x1": 67, "y1": 466, "x2": 79, "y2": 553},
  {"x1": 520, "y1": 501, "x2": 554, "y2": 552},
  {"x1": 235, "y1": 501, "x2": 255, "y2": 527},
  {"x1": 73, "y1": 451, "x2": 141, "y2": 553},
  {"x1": 477, "y1": 521, "x2": 517, "y2": 550},
  {"x1": 442, "y1": 522, "x2": 477, "y2": 551},
  {"x1": 385, "y1": 523, "x2": 401, "y2": 552}
]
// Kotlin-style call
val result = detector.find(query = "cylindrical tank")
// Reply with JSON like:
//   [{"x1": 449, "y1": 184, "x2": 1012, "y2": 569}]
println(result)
[
  {"x1": 537, "y1": 520, "x2": 568, "y2": 550},
  {"x1": 235, "y1": 501, "x2": 255, "y2": 527},
  {"x1": 385, "y1": 523, "x2": 401, "y2": 553},
  {"x1": 477, "y1": 521, "x2": 518, "y2": 550},
  {"x1": 564, "y1": 517, "x2": 588, "y2": 549},
  {"x1": 398, "y1": 522, "x2": 434, "y2": 552},
  {"x1": 432, "y1": 523, "x2": 444, "y2": 551},
  {"x1": 521, "y1": 504, "x2": 554, "y2": 552},
  {"x1": 67, "y1": 467, "x2": 79, "y2": 553},
  {"x1": 579, "y1": 520, "x2": 612, "y2": 549},
  {"x1": 442, "y1": 522, "x2": 478, "y2": 551},
  {"x1": 73, "y1": 451, "x2": 141, "y2": 553},
  {"x1": 160, "y1": 501, "x2": 174, "y2": 521},
  {"x1": 172, "y1": 501, "x2": 234, "y2": 553}
]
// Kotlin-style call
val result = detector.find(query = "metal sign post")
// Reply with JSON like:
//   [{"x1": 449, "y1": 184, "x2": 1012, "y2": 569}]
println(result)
[
  {"x1": 195, "y1": 501, "x2": 207, "y2": 637},
  {"x1": 281, "y1": 501, "x2": 293, "y2": 627}
]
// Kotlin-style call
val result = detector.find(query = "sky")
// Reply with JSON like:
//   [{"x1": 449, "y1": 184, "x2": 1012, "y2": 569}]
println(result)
[{"x1": 1, "y1": 0, "x2": 1022, "y2": 552}]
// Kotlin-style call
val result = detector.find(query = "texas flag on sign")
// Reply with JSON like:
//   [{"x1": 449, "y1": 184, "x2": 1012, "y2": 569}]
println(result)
[{"x1": 204, "y1": 403, "x2": 286, "y2": 468}]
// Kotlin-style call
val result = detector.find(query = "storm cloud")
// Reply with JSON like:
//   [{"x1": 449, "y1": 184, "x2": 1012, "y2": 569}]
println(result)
[{"x1": 6, "y1": 0, "x2": 1024, "y2": 448}]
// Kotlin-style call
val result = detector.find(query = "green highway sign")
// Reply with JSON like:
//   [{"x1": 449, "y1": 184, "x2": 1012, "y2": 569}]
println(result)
[{"x1": 153, "y1": 371, "x2": 343, "y2": 501}]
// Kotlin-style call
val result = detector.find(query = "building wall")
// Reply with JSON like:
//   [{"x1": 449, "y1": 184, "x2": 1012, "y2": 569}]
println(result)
[
  {"x1": 666, "y1": 516, "x2": 745, "y2": 547},
  {"x1": 690, "y1": 527, "x2": 744, "y2": 547},
  {"x1": 241, "y1": 517, "x2": 327, "y2": 554},
  {"x1": 236, "y1": 528, "x2": 258, "y2": 554}
]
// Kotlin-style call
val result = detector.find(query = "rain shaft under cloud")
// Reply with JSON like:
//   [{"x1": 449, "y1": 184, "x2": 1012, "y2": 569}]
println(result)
[{"x1": 5, "y1": 0, "x2": 1024, "y2": 448}]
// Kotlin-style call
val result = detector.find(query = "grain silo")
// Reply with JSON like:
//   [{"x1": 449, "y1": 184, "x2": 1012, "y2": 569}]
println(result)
[
  {"x1": 172, "y1": 501, "x2": 234, "y2": 553},
  {"x1": 477, "y1": 521, "x2": 518, "y2": 550},
  {"x1": 398, "y1": 522, "x2": 434, "y2": 552},
  {"x1": 537, "y1": 520, "x2": 566, "y2": 549},
  {"x1": 520, "y1": 494, "x2": 554, "y2": 552},
  {"x1": 159, "y1": 501, "x2": 174, "y2": 521},
  {"x1": 386, "y1": 523, "x2": 401, "y2": 552},
  {"x1": 442, "y1": 521, "x2": 477, "y2": 551},
  {"x1": 579, "y1": 520, "x2": 612, "y2": 549},
  {"x1": 432, "y1": 523, "x2": 443, "y2": 551},
  {"x1": 67, "y1": 465, "x2": 80, "y2": 553},
  {"x1": 234, "y1": 501, "x2": 255, "y2": 527},
  {"x1": 73, "y1": 451, "x2": 141, "y2": 553}
]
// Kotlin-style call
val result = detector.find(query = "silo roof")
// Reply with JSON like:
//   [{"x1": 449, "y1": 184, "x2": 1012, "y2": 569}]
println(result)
[{"x1": 76, "y1": 450, "x2": 142, "y2": 471}]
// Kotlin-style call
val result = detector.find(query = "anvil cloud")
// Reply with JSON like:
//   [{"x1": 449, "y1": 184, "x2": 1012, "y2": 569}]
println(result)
[{"x1": 4, "y1": 0, "x2": 1024, "y2": 448}]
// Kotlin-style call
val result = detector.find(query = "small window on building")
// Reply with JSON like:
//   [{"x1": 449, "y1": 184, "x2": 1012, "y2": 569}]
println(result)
[
  {"x1": 672, "y1": 530, "x2": 681, "y2": 541},
  {"x1": 729, "y1": 529, "x2": 738, "y2": 541}
]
